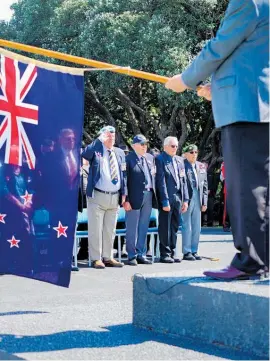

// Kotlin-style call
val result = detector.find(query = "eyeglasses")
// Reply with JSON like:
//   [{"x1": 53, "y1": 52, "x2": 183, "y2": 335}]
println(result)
[
  {"x1": 169, "y1": 145, "x2": 178, "y2": 148},
  {"x1": 64, "y1": 136, "x2": 75, "y2": 141},
  {"x1": 139, "y1": 143, "x2": 148, "y2": 146},
  {"x1": 189, "y1": 151, "x2": 198, "y2": 154}
]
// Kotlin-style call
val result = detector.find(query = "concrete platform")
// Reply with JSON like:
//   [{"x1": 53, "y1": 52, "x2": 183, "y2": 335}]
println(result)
[
  {"x1": 133, "y1": 271, "x2": 269, "y2": 359},
  {"x1": 2, "y1": 229, "x2": 264, "y2": 360}
]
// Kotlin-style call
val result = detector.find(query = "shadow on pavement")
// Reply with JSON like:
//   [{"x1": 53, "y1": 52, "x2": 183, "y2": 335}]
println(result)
[
  {"x1": 200, "y1": 228, "x2": 232, "y2": 235},
  {"x1": 0, "y1": 351, "x2": 25, "y2": 360},
  {"x1": 0, "y1": 311, "x2": 48, "y2": 317},
  {"x1": 0, "y1": 324, "x2": 264, "y2": 360}
]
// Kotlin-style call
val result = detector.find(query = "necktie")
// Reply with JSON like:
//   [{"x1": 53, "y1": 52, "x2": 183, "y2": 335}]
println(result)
[
  {"x1": 67, "y1": 152, "x2": 77, "y2": 180},
  {"x1": 191, "y1": 166, "x2": 198, "y2": 189},
  {"x1": 141, "y1": 156, "x2": 148, "y2": 186},
  {"x1": 108, "y1": 150, "x2": 118, "y2": 184},
  {"x1": 172, "y1": 157, "x2": 180, "y2": 189}
]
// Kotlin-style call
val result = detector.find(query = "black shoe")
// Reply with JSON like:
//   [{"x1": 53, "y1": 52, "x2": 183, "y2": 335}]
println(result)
[
  {"x1": 183, "y1": 252, "x2": 196, "y2": 261},
  {"x1": 115, "y1": 251, "x2": 128, "y2": 258},
  {"x1": 137, "y1": 257, "x2": 152, "y2": 264},
  {"x1": 173, "y1": 258, "x2": 181, "y2": 263},
  {"x1": 192, "y1": 252, "x2": 202, "y2": 260},
  {"x1": 160, "y1": 256, "x2": 174, "y2": 263},
  {"x1": 128, "y1": 258, "x2": 138, "y2": 266}
]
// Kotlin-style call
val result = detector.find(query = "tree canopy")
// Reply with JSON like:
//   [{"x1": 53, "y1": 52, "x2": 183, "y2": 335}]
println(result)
[{"x1": 0, "y1": 0, "x2": 227, "y2": 168}]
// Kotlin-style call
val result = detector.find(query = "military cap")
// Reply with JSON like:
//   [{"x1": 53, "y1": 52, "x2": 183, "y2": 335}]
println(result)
[{"x1": 183, "y1": 144, "x2": 198, "y2": 153}]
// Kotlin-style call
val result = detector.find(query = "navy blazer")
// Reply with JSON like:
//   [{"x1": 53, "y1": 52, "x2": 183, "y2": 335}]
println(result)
[
  {"x1": 82, "y1": 139, "x2": 127, "y2": 203},
  {"x1": 184, "y1": 159, "x2": 208, "y2": 207},
  {"x1": 155, "y1": 152, "x2": 189, "y2": 208},
  {"x1": 125, "y1": 151, "x2": 157, "y2": 210}
]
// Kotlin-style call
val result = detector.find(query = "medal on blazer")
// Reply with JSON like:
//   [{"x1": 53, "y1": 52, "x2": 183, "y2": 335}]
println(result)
[
  {"x1": 180, "y1": 169, "x2": 185, "y2": 177},
  {"x1": 95, "y1": 151, "x2": 104, "y2": 167},
  {"x1": 95, "y1": 151, "x2": 102, "y2": 158},
  {"x1": 199, "y1": 164, "x2": 206, "y2": 174},
  {"x1": 151, "y1": 166, "x2": 156, "y2": 175}
]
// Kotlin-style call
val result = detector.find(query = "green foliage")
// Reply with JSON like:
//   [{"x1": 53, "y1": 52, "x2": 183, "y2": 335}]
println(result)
[{"x1": 0, "y1": 0, "x2": 228, "y2": 164}]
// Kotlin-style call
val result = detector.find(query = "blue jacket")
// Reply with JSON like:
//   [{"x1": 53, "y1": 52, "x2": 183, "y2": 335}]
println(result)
[
  {"x1": 184, "y1": 159, "x2": 208, "y2": 207},
  {"x1": 125, "y1": 151, "x2": 157, "y2": 210},
  {"x1": 82, "y1": 139, "x2": 127, "y2": 202},
  {"x1": 182, "y1": 0, "x2": 269, "y2": 127},
  {"x1": 155, "y1": 152, "x2": 189, "y2": 208}
]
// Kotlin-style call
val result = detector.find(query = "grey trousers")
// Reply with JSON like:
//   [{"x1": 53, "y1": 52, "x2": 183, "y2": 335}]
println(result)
[
  {"x1": 125, "y1": 191, "x2": 153, "y2": 259},
  {"x1": 181, "y1": 188, "x2": 201, "y2": 254},
  {"x1": 221, "y1": 122, "x2": 269, "y2": 273},
  {"x1": 87, "y1": 190, "x2": 119, "y2": 261}
]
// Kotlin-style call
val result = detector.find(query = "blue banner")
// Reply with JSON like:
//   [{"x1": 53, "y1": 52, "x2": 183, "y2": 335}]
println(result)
[{"x1": 0, "y1": 49, "x2": 84, "y2": 287}]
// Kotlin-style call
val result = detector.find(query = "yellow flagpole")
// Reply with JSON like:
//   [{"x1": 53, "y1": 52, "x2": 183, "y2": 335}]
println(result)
[{"x1": 0, "y1": 39, "x2": 169, "y2": 84}]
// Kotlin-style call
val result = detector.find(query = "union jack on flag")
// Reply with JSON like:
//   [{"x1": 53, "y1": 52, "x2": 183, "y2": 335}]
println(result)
[
  {"x1": 0, "y1": 48, "x2": 85, "y2": 288},
  {"x1": 0, "y1": 55, "x2": 39, "y2": 169}
]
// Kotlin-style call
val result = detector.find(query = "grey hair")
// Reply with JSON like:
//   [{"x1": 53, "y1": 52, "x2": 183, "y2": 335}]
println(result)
[
  {"x1": 163, "y1": 136, "x2": 178, "y2": 147},
  {"x1": 59, "y1": 128, "x2": 74, "y2": 137}
]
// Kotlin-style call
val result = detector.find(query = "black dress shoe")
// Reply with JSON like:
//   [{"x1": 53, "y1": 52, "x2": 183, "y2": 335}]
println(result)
[
  {"x1": 192, "y1": 253, "x2": 202, "y2": 260},
  {"x1": 128, "y1": 258, "x2": 138, "y2": 266},
  {"x1": 173, "y1": 258, "x2": 181, "y2": 263},
  {"x1": 137, "y1": 257, "x2": 152, "y2": 264},
  {"x1": 160, "y1": 256, "x2": 174, "y2": 263},
  {"x1": 183, "y1": 252, "x2": 196, "y2": 261},
  {"x1": 115, "y1": 251, "x2": 128, "y2": 258}
]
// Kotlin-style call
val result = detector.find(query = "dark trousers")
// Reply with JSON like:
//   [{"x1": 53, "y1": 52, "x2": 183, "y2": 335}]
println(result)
[
  {"x1": 223, "y1": 205, "x2": 231, "y2": 229},
  {"x1": 221, "y1": 122, "x2": 269, "y2": 273},
  {"x1": 202, "y1": 195, "x2": 215, "y2": 226},
  {"x1": 158, "y1": 194, "x2": 181, "y2": 258}
]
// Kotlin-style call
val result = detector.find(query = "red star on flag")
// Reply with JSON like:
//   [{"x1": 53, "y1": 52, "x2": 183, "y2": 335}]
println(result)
[
  {"x1": 20, "y1": 191, "x2": 33, "y2": 205},
  {"x1": 53, "y1": 221, "x2": 68, "y2": 238},
  {"x1": 7, "y1": 236, "x2": 20, "y2": 248},
  {"x1": 0, "y1": 214, "x2": 7, "y2": 224}
]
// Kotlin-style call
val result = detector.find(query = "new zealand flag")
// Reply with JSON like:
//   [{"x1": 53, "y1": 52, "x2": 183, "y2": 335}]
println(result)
[{"x1": 0, "y1": 48, "x2": 84, "y2": 287}]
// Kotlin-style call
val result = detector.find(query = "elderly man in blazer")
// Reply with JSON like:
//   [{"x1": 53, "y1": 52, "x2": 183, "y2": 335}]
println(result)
[
  {"x1": 123, "y1": 134, "x2": 157, "y2": 265},
  {"x1": 41, "y1": 128, "x2": 80, "y2": 228},
  {"x1": 165, "y1": 0, "x2": 269, "y2": 279},
  {"x1": 156, "y1": 136, "x2": 189, "y2": 263},
  {"x1": 181, "y1": 144, "x2": 208, "y2": 261},
  {"x1": 82, "y1": 126, "x2": 127, "y2": 269}
]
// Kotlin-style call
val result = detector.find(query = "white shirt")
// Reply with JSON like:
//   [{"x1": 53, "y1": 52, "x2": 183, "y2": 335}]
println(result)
[{"x1": 95, "y1": 145, "x2": 121, "y2": 191}]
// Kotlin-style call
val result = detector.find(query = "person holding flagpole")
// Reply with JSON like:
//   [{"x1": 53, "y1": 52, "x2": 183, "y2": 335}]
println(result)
[{"x1": 165, "y1": 0, "x2": 269, "y2": 279}]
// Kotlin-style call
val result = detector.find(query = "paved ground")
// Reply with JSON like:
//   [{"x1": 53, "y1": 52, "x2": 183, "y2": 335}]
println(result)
[{"x1": 0, "y1": 230, "x2": 263, "y2": 360}]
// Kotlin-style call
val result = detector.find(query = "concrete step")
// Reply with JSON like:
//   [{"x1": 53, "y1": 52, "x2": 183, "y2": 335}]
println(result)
[{"x1": 133, "y1": 271, "x2": 269, "y2": 359}]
